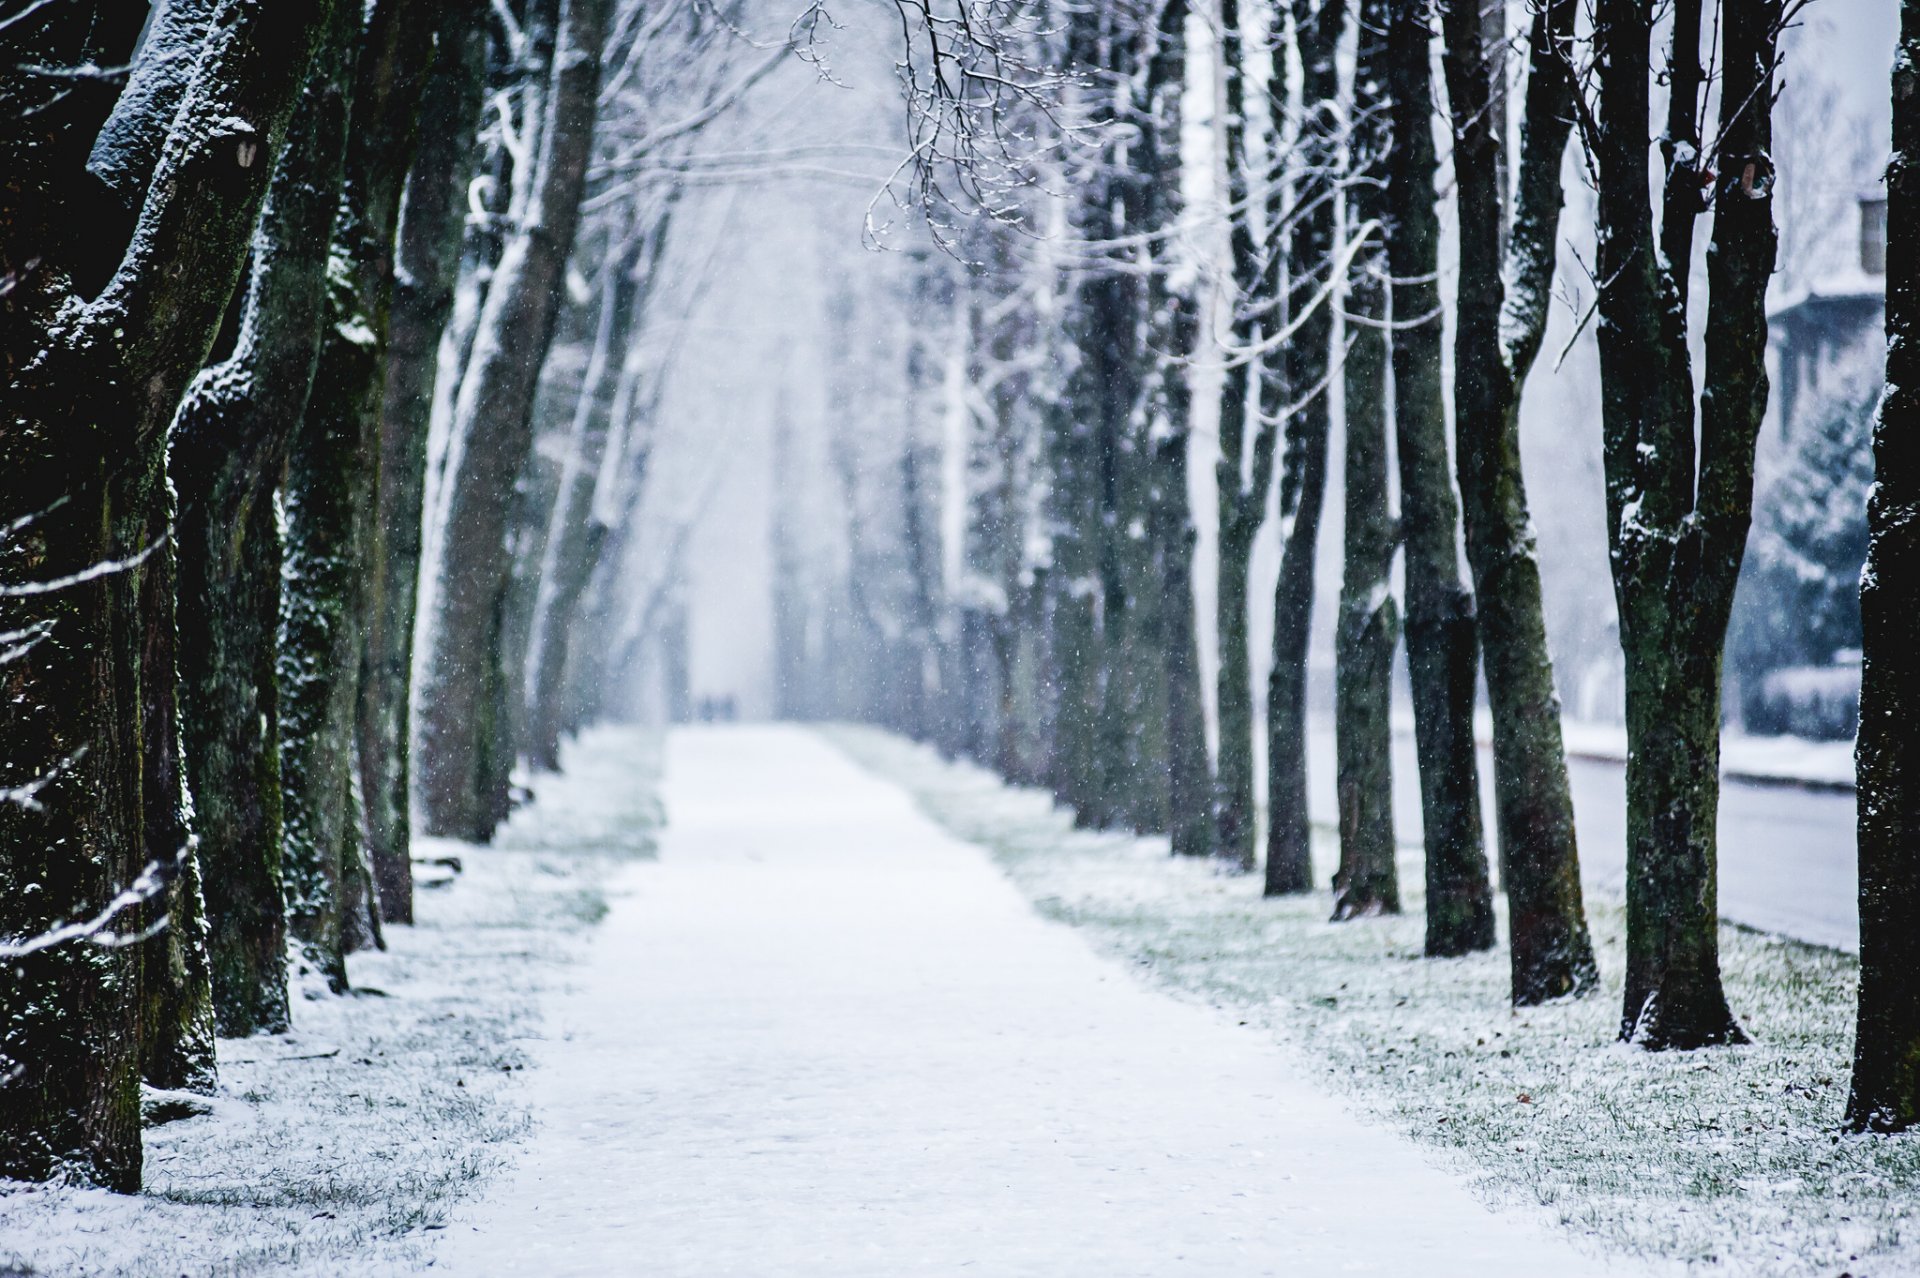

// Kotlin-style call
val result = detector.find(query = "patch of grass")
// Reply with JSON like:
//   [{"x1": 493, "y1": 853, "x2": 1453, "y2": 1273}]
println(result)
[{"x1": 826, "y1": 724, "x2": 1920, "y2": 1278}]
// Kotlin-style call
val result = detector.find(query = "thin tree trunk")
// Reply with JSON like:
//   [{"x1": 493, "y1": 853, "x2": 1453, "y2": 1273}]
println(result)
[
  {"x1": 1848, "y1": 0, "x2": 1920, "y2": 1132},
  {"x1": 172, "y1": 15, "x2": 357, "y2": 1032},
  {"x1": 1213, "y1": 0, "x2": 1280, "y2": 873},
  {"x1": 1330, "y1": 0, "x2": 1399, "y2": 919},
  {"x1": 418, "y1": 0, "x2": 615, "y2": 840},
  {"x1": 1593, "y1": 0, "x2": 1777, "y2": 1048},
  {"x1": 1265, "y1": 0, "x2": 1346, "y2": 898},
  {"x1": 0, "y1": 0, "x2": 332, "y2": 1191},
  {"x1": 1386, "y1": 0, "x2": 1493, "y2": 955},
  {"x1": 524, "y1": 211, "x2": 668, "y2": 766},
  {"x1": 1144, "y1": 0, "x2": 1210, "y2": 859},
  {"x1": 1440, "y1": 0, "x2": 1596, "y2": 1003}
]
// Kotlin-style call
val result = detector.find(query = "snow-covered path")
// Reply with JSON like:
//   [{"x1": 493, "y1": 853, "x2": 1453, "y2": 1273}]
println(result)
[{"x1": 436, "y1": 724, "x2": 1615, "y2": 1277}]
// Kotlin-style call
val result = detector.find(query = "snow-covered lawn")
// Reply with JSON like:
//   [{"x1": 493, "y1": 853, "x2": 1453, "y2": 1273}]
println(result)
[
  {"x1": 0, "y1": 726, "x2": 660, "y2": 1278},
  {"x1": 825, "y1": 725, "x2": 1920, "y2": 1277}
]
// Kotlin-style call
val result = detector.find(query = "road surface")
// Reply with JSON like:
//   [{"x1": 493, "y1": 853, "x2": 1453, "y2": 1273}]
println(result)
[
  {"x1": 438, "y1": 725, "x2": 1619, "y2": 1277},
  {"x1": 1304, "y1": 725, "x2": 1857, "y2": 952}
]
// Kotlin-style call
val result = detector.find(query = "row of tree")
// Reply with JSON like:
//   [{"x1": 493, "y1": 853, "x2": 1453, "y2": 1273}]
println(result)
[
  {"x1": 767, "y1": 0, "x2": 1920, "y2": 1136},
  {"x1": 0, "y1": 0, "x2": 764, "y2": 1191}
]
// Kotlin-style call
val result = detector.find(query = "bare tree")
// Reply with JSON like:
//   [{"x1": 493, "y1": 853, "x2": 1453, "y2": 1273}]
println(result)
[
  {"x1": 1590, "y1": 0, "x2": 1781, "y2": 1048},
  {"x1": 1439, "y1": 0, "x2": 1596, "y2": 1003}
]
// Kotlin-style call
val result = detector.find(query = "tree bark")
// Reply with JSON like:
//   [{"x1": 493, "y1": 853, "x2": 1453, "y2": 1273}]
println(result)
[
  {"x1": 1848, "y1": 0, "x2": 1920, "y2": 1132},
  {"x1": 1593, "y1": 0, "x2": 1777, "y2": 1047},
  {"x1": 171, "y1": 11, "x2": 357, "y2": 1033},
  {"x1": 1265, "y1": 0, "x2": 1345, "y2": 898},
  {"x1": 524, "y1": 209, "x2": 669, "y2": 767},
  {"x1": 418, "y1": 0, "x2": 615, "y2": 840},
  {"x1": 1213, "y1": 0, "x2": 1281, "y2": 873},
  {"x1": 1386, "y1": 0, "x2": 1493, "y2": 955},
  {"x1": 281, "y1": 0, "x2": 439, "y2": 979},
  {"x1": 1439, "y1": 0, "x2": 1596, "y2": 1003},
  {"x1": 0, "y1": 0, "x2": 332, "y2": 1191},
  {"x1": 364, "y1": 0, "x2": 490, "y2": 925},
  {"x1": 1330, "y1": 0, "x2": 1399, "y2": 920}
]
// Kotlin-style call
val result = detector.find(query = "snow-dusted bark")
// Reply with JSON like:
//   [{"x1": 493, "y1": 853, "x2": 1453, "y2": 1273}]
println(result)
[
  {"x1": 1386, "y1": 0, "x2": 1492, "y2": 956},
  {"x1": 418, "y1": 0, "x2": 615, "y2": 841},
  {"x1": 1330, "y1": 0, "x2": 1399, "y2": 920},
  {"x1": 1850, "y1": 0, "x2": 1920, "y2": 1132},
  {"x1": 1439, "y1": 0, "x2": 1596, "y2": 1004},
  {"x1": 363, "y1": 0, "x2": 490, "y2": 927},
  {"x1": 281, "y1": 0, "x2": 440, "y2": 982},
  {"x1": 1593, "y1": 0, "x2": 1779, "y2": 1048},
  {"x1": 1139, "y1": 0, "x2": 1212, "y2": 860},
  {"x1": 1212, "y1": 0, "x2": 1282, "y2": 874},
  {"x1": 0, "y1": 0, "x2": 334, "y2": 1192},
  {"x1": 1265, "y1": 0, "x2": 1345, "y2": 897},
  {"x1": 171, "y1": 13, "x2": 357, "y2": 1034},
  {"x1": 524, "y1": 209, "x2": 669, "y2": 768}
]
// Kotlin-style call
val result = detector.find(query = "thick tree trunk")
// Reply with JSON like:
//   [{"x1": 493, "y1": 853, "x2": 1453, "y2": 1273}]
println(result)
[
  {"x1": 1264, "y1": 0, "x2": 1346, "y2": 898},
  {"x1": 1385, "y1": 0, "x2": 1493, "y2": 955},
  {"x1": 1440, "y1": 0, "x2": 1596, "y2": 1003},
  {"x1": 1848, "y1": 0, "x2": 1920, "y2": 1132},
  {"x1": 364, "y1": 1, "x2": 489, "y2": 925},
  {"x1": 418, "y1": 0, "x2": 615, "y2": 840},
  {"x1": 0, "y1": 0, "x2": 332, "y2": 1191},
  {"x1": 172, "y1": 15, "x2": 358, "y2": 1032},
  {"x1": 1594, "y1": 0, "x2": 1777, "y2": 1047},
  {"x1": 282, "y1": 0, "x2": 439, "y2": 977},
  {"x1": 1330, "y1": 0, "x2": 1399, "y2": 920}
]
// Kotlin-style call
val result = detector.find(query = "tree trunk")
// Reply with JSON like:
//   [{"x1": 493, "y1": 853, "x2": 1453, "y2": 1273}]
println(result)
[
  {"x1": 1848, "y1": 0, "x2": 1920, "y2": 1132},
  {"x1": 1440, "y1": 0, "x2": 1596, "y2": 1003},
  {"x1": 525, "y1": 213, "x2": 665, "y2": 767},
  {"x1": 281, "y1": 0, "x2": 439, "y2": 977},
  {"x1": 1386, "y1": 0, "x2": 1493, "y2": 954},
  {"x1": 0, "y1": 0, "x2": 332, "y2": 1191},
  {"x1": 1329, "y1": 0, "x2": 1399, "y2": 920},
  {"x1": 1594, "y1": 0, "x2": 1777, "y2": 1047},
  {"x1": 1265, "y1": 0, "x2": 1346, "y2": 898},
  {"x1": 418, "y1": 0, "x2": 615, "y2": 840},
  {"x1": 1212, "y1": 0, "x2": 1280, "y2": 874},
  {"x1": 1135, "y1": 0, "x2": 1211, "y2": 859},
  {"x1": 364, "y1": 0, "x2": 489, "y2": 925},
  {"x1": 172, "y1": 12, "x2": 357, "y2": 1032}
]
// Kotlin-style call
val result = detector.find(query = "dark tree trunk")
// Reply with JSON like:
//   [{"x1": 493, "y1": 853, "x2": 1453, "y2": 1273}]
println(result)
[
  {"x1": 1593, "y1": 0, "x2": 1777, "y2": 1048},
  {"x1": 0, "y1": 0, "x2": 332, "y2": 1191},
  {"x1": 1134, "y1": 3, "x2": 1209, "y2": 857},
  {"x1": 282, "y1": 0, "x2": 439, "y2": 978},
  {"x1": 418, "y1": 0, "x2": 615, "y2": 840},
  {"x1": 172, "y1": 12, "x2": 357, "y2": 1033},
  {"x1": 1848, "y1": 0, "x2": 1920, "y2": 1132},
  {"x1": 1265, "y1": 0, "x2": 1346, "y2": 898},
  {"x1": 1386, "y1": 0, "x2": 1493, "y2": 955},
  {"x1": 1439, "y1": 0, "x2": 1596, "y2": 1003},
  {"x1": 1330, "y1": 0, "x2": 1399, "y2": 920},
  {"x1": 1213, "y1": 0, "x2": 1281, "y2": 873},
  {"x1": 364, "y1": 0, "x2": 489, "y2": 925}
]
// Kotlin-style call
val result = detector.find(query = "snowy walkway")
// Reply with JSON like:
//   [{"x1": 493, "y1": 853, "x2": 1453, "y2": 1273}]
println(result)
[{"x1": 436, "y1": 725, "x2": 1616, "y2": 1277}]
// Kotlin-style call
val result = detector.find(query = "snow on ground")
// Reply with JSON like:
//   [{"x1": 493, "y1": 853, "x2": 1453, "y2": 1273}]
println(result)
[
  {"x1": 0, "y1": 726, "x2": 659, "y2": 1278},
  {"x1": 435, "y1": 723, "x2": 1619, "y2": 1278},
  {"x1": 827, "y1": 725, "x2": 1920, "y2": 1278}
]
